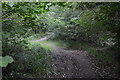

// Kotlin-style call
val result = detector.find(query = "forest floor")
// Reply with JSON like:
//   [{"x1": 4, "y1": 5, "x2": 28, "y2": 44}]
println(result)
[{"x1": 33, "y1": 36, "x2": 99, "y2": 78}]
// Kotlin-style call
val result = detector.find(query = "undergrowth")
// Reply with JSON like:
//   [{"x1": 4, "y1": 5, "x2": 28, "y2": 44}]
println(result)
[{"x1": 3, "y1": 38, "x2": 53, "y2": 78}]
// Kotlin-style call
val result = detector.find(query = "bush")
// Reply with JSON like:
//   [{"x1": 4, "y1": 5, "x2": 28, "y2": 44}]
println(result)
[{"x1": 3, "y1": 39, "x2": 52, "y2": 78}]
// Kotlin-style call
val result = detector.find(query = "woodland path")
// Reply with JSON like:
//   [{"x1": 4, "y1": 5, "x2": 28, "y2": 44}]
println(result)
[{"x1": 33, "y1": 36, "x2": 99, "y2": 78}]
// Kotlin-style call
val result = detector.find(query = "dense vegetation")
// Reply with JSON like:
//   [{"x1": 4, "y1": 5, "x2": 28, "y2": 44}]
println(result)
[{"x1": 1, "y1": 2, "x2": 120, "y2": 78}]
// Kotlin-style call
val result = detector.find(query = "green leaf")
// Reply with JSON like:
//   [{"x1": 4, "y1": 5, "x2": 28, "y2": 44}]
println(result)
[
  {"x1": 3, "y1": 32, "x2": 10, "y2": 38},
  {"x1": 0, "y1": 56, "x2": 14, "y2": 67}
]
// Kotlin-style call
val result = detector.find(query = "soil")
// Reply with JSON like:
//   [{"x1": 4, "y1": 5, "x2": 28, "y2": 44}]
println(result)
[
  {"x1": 46, "y1": 43, "x2": 98, "y2": 78},
  {"x1": 33, "y1": 37, "x2": 99, "y2": 78}
]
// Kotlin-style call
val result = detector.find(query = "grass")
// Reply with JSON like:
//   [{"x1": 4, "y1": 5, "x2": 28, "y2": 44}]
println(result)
[
  {"x1": 28, "y1": 40, "x2": 53, "y2": 51},
  {"x1": 9, "y1": 38, "x2": 55, "y2": 78},
  {"x1": 45, "y1": 40, "x2": 68, "y2": 48},
  {"x1": 28, "y1": 40, "x2": 68, "y2": 51},
  {"x1": 26, "y1": 40, "x2": 54, "y2": 77}
]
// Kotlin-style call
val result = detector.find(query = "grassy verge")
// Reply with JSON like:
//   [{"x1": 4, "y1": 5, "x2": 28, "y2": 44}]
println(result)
[
  {"x1": 28, "y1": 40, "x2": 53, "y2": 51},
  {"x1": 5, "y1": 39, "x2": 54, "y2": 78}
]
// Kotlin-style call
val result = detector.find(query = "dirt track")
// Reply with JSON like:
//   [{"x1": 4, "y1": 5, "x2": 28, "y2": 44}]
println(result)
[
  {"x1": 33, "y1": 36, "x2": 98, "y2": 78},
  {"x1": 46, "y1": 43, "x2": 98, "y2": 78}
]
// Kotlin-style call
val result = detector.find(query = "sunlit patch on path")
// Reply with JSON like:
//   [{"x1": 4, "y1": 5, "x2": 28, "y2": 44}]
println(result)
[{"x1": 32, "y1": 35, "x2": 50, "y2": 42}]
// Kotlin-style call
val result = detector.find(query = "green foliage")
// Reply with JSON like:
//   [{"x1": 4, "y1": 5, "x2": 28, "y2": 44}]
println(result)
[
  {"x1": 10, "y1": 41, "x2": 52, "y2": 78},
  {"x1": 2, "y1": 2, "x2": 119, "y2": 78},
  {"x1": 29, "y1": 41, "x2": 53, "y2": 51},
  {"x1": 28, "y1": 50, "x2": 51, "y2": 74},
  {"x1": 38, "y1": 2, "x2": 118, "y2": 47},
  {"x1": 0, "y1": 56, "x2": 14, "y2": 67}
]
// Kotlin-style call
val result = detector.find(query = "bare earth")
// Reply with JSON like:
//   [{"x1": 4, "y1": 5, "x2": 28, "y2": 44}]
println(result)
[
  {"x1": 46, "y1": 43, "x2": 98, "y2": 78},
  {"x1": 33, "y1": 37, "x2": 99, "y2": 78}
]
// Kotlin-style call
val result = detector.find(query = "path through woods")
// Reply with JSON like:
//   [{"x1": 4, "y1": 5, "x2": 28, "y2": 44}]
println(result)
[{"x1": 33, "y1": 37, "x2": 98, "y2": 78}]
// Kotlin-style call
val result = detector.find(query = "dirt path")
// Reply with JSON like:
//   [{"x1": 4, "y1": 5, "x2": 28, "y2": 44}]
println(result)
[
  {"x1": 33, "y1": 37, "x2": 99, "y2": 78},
  {"x1": 32, "y1": 35, "x2": 50, "y2": 42},
  {"x1": 46, "y1": 43, "x2": 98, "y2": 78}
]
